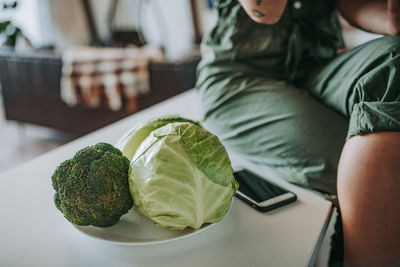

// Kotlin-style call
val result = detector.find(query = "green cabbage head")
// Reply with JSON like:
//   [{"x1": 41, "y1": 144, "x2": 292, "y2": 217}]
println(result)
[{"x1": 116, "y1": 117, "x2": 238, "y2": 230}]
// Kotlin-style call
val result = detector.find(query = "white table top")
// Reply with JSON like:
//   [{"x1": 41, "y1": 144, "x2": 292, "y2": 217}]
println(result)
[{"x1": 0, "y1": 90, "x2": 332, "y2": 267}]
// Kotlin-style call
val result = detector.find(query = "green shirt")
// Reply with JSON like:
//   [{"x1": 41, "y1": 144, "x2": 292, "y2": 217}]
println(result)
[{"x1": 199, "y1": 0, "x2": 344, "y2": 81}]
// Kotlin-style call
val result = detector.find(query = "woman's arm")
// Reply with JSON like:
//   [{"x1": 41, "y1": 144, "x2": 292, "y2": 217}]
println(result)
[
  {"x1": 339, "y1": 0, "x2": 400, "y2": 35},
  {"x1": 238, "y1": 0, "x2": 288, "y2": 24}
]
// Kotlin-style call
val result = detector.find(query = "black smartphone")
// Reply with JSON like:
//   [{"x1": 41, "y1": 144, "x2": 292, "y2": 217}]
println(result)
[{"x1": 234, "y1": 169, "x2": 297, "y2": 212}]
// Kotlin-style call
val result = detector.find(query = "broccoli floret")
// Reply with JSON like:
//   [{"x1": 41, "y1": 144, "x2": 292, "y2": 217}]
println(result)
[{"x1": 51, "y1": 142, "x2": 133, "y2": 227}]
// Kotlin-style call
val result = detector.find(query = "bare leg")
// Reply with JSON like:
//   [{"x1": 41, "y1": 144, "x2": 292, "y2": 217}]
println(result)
[{"x1": 338, "y1": 132, "x2": 400, "y2": 266}]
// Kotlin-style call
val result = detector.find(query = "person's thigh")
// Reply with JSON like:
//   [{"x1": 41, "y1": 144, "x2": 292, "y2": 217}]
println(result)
[
  {"x1": 200, "y1": 76, "x2": 347, "y2": 195},
  {"x1": 301, "y1": 35, "x2": 400, "y2": 139}
]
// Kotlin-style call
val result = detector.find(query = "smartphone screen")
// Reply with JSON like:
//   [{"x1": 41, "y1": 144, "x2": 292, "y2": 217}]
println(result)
[
  {"x1": 234, "y1": 170, "x2": 287, "y2": 202},
  {"x1": 234, "y1": 169, "x2": 297, "y2": 212}
]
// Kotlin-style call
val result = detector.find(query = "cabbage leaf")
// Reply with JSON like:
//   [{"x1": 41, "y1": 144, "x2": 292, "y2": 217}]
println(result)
[{"x1": 118, "y1": 118, "x2": 238, "y2": 230}]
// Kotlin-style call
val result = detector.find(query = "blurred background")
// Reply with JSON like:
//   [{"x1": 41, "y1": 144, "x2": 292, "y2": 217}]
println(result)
[
  {"x1": 0, "y1": 0, "x2": 217, "y2": 172},
  {"x1": 0, "y1": 0, "x2": 380, "y2": 173}
]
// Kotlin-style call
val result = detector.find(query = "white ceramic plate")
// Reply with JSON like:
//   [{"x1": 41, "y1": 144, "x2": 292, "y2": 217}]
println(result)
[{"x1": 73, "y1": 209, "x2": 213, "y2": 245}]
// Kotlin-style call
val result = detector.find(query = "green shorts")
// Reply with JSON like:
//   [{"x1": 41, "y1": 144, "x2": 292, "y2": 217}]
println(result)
[{"x1": 196, "y1": 0, "x2": 400, "y2": 196}]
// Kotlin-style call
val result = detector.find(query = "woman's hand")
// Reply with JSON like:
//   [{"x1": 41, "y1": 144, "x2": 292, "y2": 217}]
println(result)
[
  {"x1": 339, "y1": 0, "x2": 400, "y2": 35},
  {"x1": 238, "y1": 0, "x2": 288, "y2": 24}
]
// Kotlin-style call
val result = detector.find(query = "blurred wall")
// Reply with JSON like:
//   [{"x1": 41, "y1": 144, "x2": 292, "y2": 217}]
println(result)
[
  {"x1": 47, "y1": 0, "x2": 91, "y2": 49},
  {"x1": 1, "y1": 0, "x2": 212, "y2": 60},
  {"x1": 88, "y1": 0, "x2": 197, "y2": 60}
]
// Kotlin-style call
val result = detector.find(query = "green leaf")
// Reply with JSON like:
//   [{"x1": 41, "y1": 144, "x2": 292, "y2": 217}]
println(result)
[
  {"x1": 3, "y1": 1, "x2": 18, "y2": 9},
  {"x1": 3, "y1": 30, "x2": 17, "y2": 47},
  {"x1": 0, "y1": 21, "x2": 11, "y2": 33},
  {"x1": 128, "y1": 121, "x2": 238, "y2": 230},
  {"x1": 115, "y1": 115, "x2": 201, "y2": 161}
]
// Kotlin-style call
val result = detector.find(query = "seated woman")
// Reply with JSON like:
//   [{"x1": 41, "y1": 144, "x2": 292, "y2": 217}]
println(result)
[{"x1": 196, "y1": 0, "x2": 400, "y2": 266}]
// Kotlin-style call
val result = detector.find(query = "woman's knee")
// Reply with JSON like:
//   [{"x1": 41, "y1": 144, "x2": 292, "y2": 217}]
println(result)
[{"x1": 203, "y1": 81, "x2": 347, "y2": 194}]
